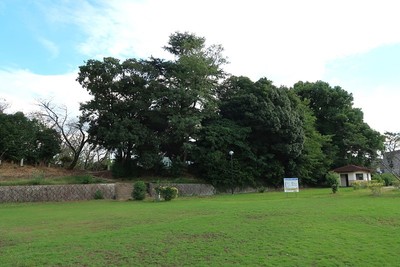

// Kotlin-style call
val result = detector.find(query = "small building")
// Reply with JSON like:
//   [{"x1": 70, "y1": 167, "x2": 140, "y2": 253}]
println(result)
[{"x1": 333, "y1": 165, "x2": 372, "y2": 187}]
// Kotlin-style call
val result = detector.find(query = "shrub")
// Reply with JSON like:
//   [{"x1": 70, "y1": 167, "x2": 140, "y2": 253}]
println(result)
[
  {"x1": 372, "y1": 174, "x2": 384, "y2": 184},
  {"x1": 132, "y1": 181, "x2": 146, "y2": 200},
  {"x1": 331, "y1": 183, "x2": 338, "y2": 194},
  {"x1": 381, "y1": 173, "x2": 396, "y2": 186},
  {"x1": 94, "y1": 189, "x2": 104, "y2": 199},
  {"x1": 258, "y1": 186, "x2": 267, "y2": 193},
  {"x1": 326, "y1": 171, "x2": 339, "y2": 194},
  {"x1": 352, "y1": 181, "x2": 369, "y2": 190},
  {"x1": 155, "y1": 186, "x2": 179, "y2": 201},
  {"x1": 368, "y1": 181, "x2": 384, "y2": 196},
  {"x1": 392, "y1": 179, "x2": 400, "y2": 189},
  {"x1": 80, "y1": 175, "x2": 94, "y2": 184}
]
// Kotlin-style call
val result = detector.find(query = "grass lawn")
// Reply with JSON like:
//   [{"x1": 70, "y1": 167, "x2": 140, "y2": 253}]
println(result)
[{"x1": 1, "y1": 188, "x2": 400, "y2": 266}]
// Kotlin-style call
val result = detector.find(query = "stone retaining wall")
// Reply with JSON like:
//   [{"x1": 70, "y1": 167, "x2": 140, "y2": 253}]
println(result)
[
  {"x1": 148, "y1": 183, "x2": 216, "y2": 197},
  {"x1": 0, "y1": 184, "x2": 115, "y2": 203},
  {"x1": 115, "y1": 183, "x2": 133, "y2": 200},
  {"x1": 0, "y1": 182, "x2": 249, "y2": 203}
]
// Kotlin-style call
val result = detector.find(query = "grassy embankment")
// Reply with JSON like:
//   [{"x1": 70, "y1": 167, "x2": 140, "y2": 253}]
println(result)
[{"x1": 1, "y1": 188, "x2": 400, "y2": 266}]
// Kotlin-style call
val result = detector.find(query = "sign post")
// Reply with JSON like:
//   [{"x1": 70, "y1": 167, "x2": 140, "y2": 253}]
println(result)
[{"x1": 284, "y1": 177, "x2": 299, "y2": 196}]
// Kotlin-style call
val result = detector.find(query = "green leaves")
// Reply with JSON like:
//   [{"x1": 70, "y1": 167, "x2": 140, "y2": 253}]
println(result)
[
  {"x1": 0, "y1": 112, "x2": 60, "y2": 164},
  {"x1": 293, "y1": 81, "x2": 383, "y2": 169},
  {"x1": 76, "y1": 32, "x2": 382, "y2": 187}
]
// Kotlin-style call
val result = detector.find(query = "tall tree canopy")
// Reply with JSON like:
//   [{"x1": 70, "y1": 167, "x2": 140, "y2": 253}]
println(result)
[
  {"x1": 78, "y1": 32, "x2": 227, "y2": 176},
  {"x1": 76, "y1": 32, "x2": 383, "y2": 188},
  {"x1": 78, "y1": 57, "x2": 163, "y2": 174},
  {"x1": 159, "y1": 32, "x2": 227, "y2": 166},
  {"x1": 0, "y1": 112, "x2": 60, "y2": 165},
  {"x1": 213, "y1": 76, "x2": 306, "y2": 186},
  {"x1": 293, "y1": 81, "x2": 383, "y2": 168}
]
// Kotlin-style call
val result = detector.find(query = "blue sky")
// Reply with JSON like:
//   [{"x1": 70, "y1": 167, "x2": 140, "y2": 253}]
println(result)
[{"x1": 1, "y1": 0, "x2": 400, "y2": 133}]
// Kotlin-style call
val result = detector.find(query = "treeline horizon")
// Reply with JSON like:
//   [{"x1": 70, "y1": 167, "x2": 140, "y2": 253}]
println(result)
[{"x1": 0, "y1": 32, "x2": 384, "y2": 190}]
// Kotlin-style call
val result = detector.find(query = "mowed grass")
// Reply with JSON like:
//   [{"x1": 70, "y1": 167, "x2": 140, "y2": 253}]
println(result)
[{"x1": 1, "y1": 188, "x2": 400, "y2": 266}]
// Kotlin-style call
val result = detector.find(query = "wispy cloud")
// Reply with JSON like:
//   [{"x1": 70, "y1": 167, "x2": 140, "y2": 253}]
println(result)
[
  {"x1": 38, "y1": 37, "x2": 59, "y2": 59},
  {"x1": 38, "y1": 0, "x2": 400, "y2": 86}
]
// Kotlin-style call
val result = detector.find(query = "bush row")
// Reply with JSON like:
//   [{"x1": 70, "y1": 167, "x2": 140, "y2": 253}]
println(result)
[{"x1": 131, "y1": 181, "x2": 178, "y2": 201}]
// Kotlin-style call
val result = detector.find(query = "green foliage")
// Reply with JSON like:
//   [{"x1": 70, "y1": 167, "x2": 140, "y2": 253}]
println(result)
[
  {"x1": 31, "y1": 127, "x2": 61, "y2": 165},
  {"x1": 293, "y1": 81, "x2": 384, "y2": 169},
  {"x1": 294, "y1": 99, "x2": 331, "y2": 185},
  {"x1": 368, "y1": 181, "x2": 384, "y2": 196},
  {"x1": 371, "y1": 174, "x2": 384, "y2": 184},
  {"x1": 111, "y1": 160, "x2": 139, "y2": 178},
  {"x1": 93, "y1": 190, "x2": 104, "y2": 200},
  {"x1": 28, "y1": 170, "x2": 45, "y2": 185},
  {"x1": 373, "y1": 173, "x2": 398, "y2": 186},
  {"x1": 381, "y1": 173, "x2": 396, "y2": 186},
  {"x1": 76, "y1": 32, "x2": 382, "y2": 188},
  {"x1": 331, "y1": 183, "x2": 339, "y2": 194},
  {"x1": 132, "y1": 181, "x2": 147, "y2": 200},
  {"x1": 0, "y1": 112, "x2": 61, "y2": 164},
  {"x1": 78, "y1": 32, "x2": 227, "y2": 177},
  {"x1": 325, "y1": 171, "x2": 339, "y2": 193},
  {"x1": 155, "y1": 186, "x2": 178, "y2": 201},
  {"x1": 80, "y1": 176, "x2": 94, "y2": 184},
  {"x1": 352, "y1": 181, "x2": 369, "y2": 190},
  {"x1": 392, "y1": 179, "x2": 400, "y2": 189},
  {"x1": 214, "y1": 76, "x2": 305, "y2": 186},
  {"x1": 258, "y1": 186, "x2": 267, "y2": 193},
  {"x1": 193, "y1": 118, "x2": 256, "y2": 190}
]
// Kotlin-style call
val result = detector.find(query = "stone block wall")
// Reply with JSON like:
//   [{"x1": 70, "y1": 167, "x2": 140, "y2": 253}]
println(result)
[
  {"x1": 0, "y1": 182, "x2": 252, "y2": 203},
  {"x1": 148, "y1": 183, "x2": 216, "y2": 197},
  {"x1": 115, "y1": 183, "x2": 133, "y2": 200},
  {"x1": 0, "y1": 184, "x2": 115, "y2": 203}
]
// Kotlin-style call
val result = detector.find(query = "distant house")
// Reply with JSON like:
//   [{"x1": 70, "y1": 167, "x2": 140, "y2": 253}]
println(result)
[
  {"x1": 333, "y1": 165, "x2": 372, "y2": 187},
  {"x1": 381, "y1": 150, "x2": 400, "y2": 175}
]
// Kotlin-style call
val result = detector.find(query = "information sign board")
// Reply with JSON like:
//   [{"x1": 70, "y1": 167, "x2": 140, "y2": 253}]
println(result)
[{"x1": 284, "y1": 178, "x2": 299, "y2": 193}]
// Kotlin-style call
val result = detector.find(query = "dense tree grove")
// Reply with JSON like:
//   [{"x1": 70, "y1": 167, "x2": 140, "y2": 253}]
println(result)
[
  {"x1": 0, "y1": 112, "x2": 61, "y2": 165},
  {"x1": 1, "y1": 32, "x2": 381, "y2": 188},
  {"x1": 75, "y1": 32, "x2": 383, "y2": 188},
  {"x1": 293, "y1": 81, "x2": 384, "y2": 168}
]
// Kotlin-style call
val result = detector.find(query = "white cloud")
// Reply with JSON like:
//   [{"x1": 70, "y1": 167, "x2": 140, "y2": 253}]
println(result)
[
  {"x1": 7, "y1": 0, "x2": 400, "y2": 133},
  {"x1": 38, "y1": 37, "x2": 60, "y2": 59},
  {"x1": 36, "y1": 0, "x2": 400, "y2": 83},
  {"x1": 353, "y1": 85, "x2": 400, "y2": 133},
  {"x1": 57, "y1": 0, "x2": 400, "y2": 86},
  {"x1": 0, "y1": 68, "x2": 90, "y2": 116}
]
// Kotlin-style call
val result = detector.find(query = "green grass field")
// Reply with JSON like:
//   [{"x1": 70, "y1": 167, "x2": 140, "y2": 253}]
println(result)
[{"x1": 1, "y1": 188, "x2": 400, "y2": 266}]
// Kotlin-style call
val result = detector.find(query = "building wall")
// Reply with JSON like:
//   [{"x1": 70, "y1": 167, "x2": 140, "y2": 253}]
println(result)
[
  {"x1": 382, "y1": 151, "x2": 400, "y2": 174},
  {"x1": 340, "y1": 171, "x2": 371, "y2": 186}
]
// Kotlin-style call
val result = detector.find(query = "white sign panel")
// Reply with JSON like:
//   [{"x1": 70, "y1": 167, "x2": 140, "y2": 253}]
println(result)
[{"x1": 284, "y1": 178, "x2": 299, "y2": 193}]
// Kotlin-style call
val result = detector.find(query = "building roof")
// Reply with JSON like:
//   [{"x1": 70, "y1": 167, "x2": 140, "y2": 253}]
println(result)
[{"x1": 333, "y1": 165, "x2": 372, "y2": 173}]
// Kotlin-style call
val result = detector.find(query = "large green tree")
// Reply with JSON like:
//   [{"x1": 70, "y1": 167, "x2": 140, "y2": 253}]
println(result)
[
  {"x1": 215, "y1": 76, "x2": 305, "y2": 186},
  {"x1": 78, "y1": 57, "x2": 164, "y2": 175},
  {"x1": 192, "y1": 117, "x2": 255, "y2": 192},
  {"x1": 0, "y1": 112, "x2": 36, "y2": 162},
  {"x1": 29, "y1": 127, "x2": 61, "y2": 165},
  {"x1": 78, "y1": 32, "x2": 227, "y2": 177},
  {"x1": 293, "y1": 81, "x2": 383, "y2": 168},
  {"x1": 0, "y1": 112, "x2": 60, "y2": 165},
  {"x1": 159, "y1": 32, "x2": 227, "y2": 170},
  {"x1": 294, "y1": 98, "x2": 331, "y2": 185}
]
